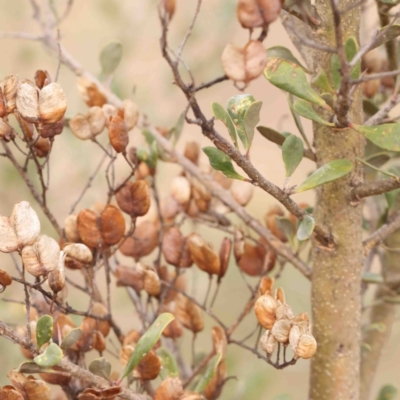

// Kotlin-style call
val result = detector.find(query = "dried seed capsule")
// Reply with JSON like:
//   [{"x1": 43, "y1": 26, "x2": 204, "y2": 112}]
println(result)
[
  {"x1": 100, "y1": 205, "x2": 125, "y2": 246},
  {"x1": 244, "y1": 40, "x2": 268, "y2": 81},
  {"x1": 154, "y1": 377, "x2": 183, "y2": 400},
  {"x1": 265, "y1": 205, "x2": 287, "y2": 242},
  {"x1": 37, "y1": 118, "x2": 64, "y2": 139},
  {"x1": 176, "y1": 294, "x2": 204, "y2": 333},
  {"x1": 254, "y1": 294, "x2": 277, "y2": 330},
  {"x1": 144, "y1": 268, "x2": 161, "y2": 296},
  {"x1": 294, "y1": 333, "x2": 317, "y2": 359},
  {"x1": 90, "y1": 302, "x2": 111, "y2": 338},
  {"x1": 64, "y1": 214, "x2": 81, "y2": 243},
  {"x1": 258, "y1": 277, "x2": 274, "y2": 297},
  {"x1": 0, "y1": 75, "x2": 20, "y2": 114},
  {"x1": 0, "y1": 269, "x2": 12, "y2": 293},
  {"x1": 135, "y1": 350, "x2": 161, "y2": 380},
  {"x1": 109, "y1": 114, "x2": 128, "y2": 153},
  {"x1": 0, "y1": 117, "x2": 15, "y2": 141},
  {"x1": 69, "y1": 113, "x2": 92, "y2": 140},
  {"x1": 34, "y1": 70, "x2": 51, "y2": 89},
  {"x1": 77, "y1": 76, "x2": 107, "y2": 107},
  {"x1": 171, "y1": 176, "x2": 191, "y2": 205},
  {"x1": 238, "y1": 242, "x2": 266, "y2": 277},
  {"x1": 218, "y1": 237, "x2": 231, "y2": 279},
  {"x1": 230, "y1": 180, "x2": 254, "y2": 206},
  {"x1": 187, "y1": 233, "x2": 220, "y2": 275},
  {"x1": 48, "y1": 252, "x2": 66, "y2": 294},
  {"x1": 33, "y1": 137, "x2": 51, "y2": 158},
  {"x1": 161, "y1": 0, "x2": 176, "y2": 19},
  {"x1": 160, "y1": 196, "x2": 180, "y2": 223},
  {"x1": 260, "y1": 330, "x2": 276, "y2": 355},
  {"x1": 87, "y1": 106, "x2": 106, "y2": 135},
  {"x1": 184, "y1": 141, "x2": 200, "y2": 164},
  {"x1": 38, "y1": 82, "x2": 67, "y2": 124},
  {"x1": 122, "y1": 99, "x2": 139, "y2": 130},
  {"x1": 16, "y1": 81, "x2": 39, "y2": 122},
  {"x1": 204, "y1": 360, "x2": 227, "y2": 400},
  {"x1": 63, "y1": 243, "x2": 93, "y2": 264},
  {"x1": 271, "y1": 318, "x2": 292, "y2": 344},
  {"x1": 115, "y1": 180, "x2": 151, "y2": 218},
  {"x1": 115, "y1": 264, "x2": 145, "y2": 293}
]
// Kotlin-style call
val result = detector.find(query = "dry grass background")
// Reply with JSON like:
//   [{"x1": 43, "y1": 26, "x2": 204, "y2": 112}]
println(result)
[{"x1": 0, "y1": 1, "x2": 398, "y2": 399}]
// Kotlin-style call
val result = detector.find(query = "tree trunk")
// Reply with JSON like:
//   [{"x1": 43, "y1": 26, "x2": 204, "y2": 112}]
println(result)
[{"x1": 310, "y1": 1, "x2": 363, "y2": 399}]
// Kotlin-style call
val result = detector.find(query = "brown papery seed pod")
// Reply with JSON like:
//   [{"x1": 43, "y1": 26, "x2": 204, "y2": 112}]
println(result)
[
  {"x1": 144, "y1": 268, "x2": 161, "y2": 296},
  {"x1": 63, "y1": 243, "x2": 93, "y2": 264},
  {"x1": 362, "y1": 78, "x2": 380, "y2": 98},
  {"x1": 34, "y1": 70, "x2": 51, "y2": 89},
  {"x1": 160, "y1": 196, "x2": 180, "y2": 223},
  {"x1": 87, "y1": 106, "x2": 106, "y2": 136},
  {"x1": 184, "y1": 141, "x2": 200, "y2": 164},
  {"x1": 64, "y1": 214, "x2": 81, "y2": 243},
  {"x1": 218, "y1": 237, "x2": 231, "y2": 279},
  {"x1": 69, "y1": 114, "x2": 93, "y2": 140},
  {"x1": 162, "y1": 0, "x2": 176, "y2": 19},
  {"x1": 0, "y1": 74, "x2": 20, "y2": 114},
  {"x1": 0, "y1": 117, "x2": 16, "y2": 142},
  {"x1": 258, "y1": 276, "x2": 274, "y2": 297},
  {"x1": 238, "y1": 242, "x2": 266, "y2": 277},
  {"x1": 212, "y1": 326, "x2": 227, "y2": 359},
  {"x1": 154, "y1": 377, "x2": 183, "y2": 400},
  {"x1": 122, "y1": 99, "x2": 139, "y2": 130},
  {"x1": 48, "y1": 253, "x2": 66, "y2": 294},
  {"x1": 204, "y1": 360, "x2": 227, "y2": 400},
  {"x1": 187, "y1": 233, "x2": 220, "y2": 276},
  {"x1": 77, "y1": 76, "x2": 107, "y2": 107},
  {"x1": 162, "y1": 317, "x2": 183, "y2": 339},
  {"x1": 222, "y1": 44, "x2": 246, "y2": 82},
  {"x1": 77, "y1": 209, "x2": 102, "y2": 248},
  {"x1": 213, "y1": 171, "x2": 232, "y2": 190},
  {"x1": 37, "y1": 117, "x2": 64, "y2": 139},
  {"x1": 135, "y1": 350, "x2": 161, "y2": 381},
  {"x1": 171, "y1": 176, "x2": 191, "y2": 205},
  {"x1": 22, "y1": 235, "x2": 60, "y2": 278},
  {"x1": 260, "y1": 330, "x2": 276, "y2": 355},
  {"x1": 271, "y1": 318, "x2": 292, "y2": 344},
  {"x1": 102, "y1": 104, "x2": 118, "y2": 126},
  {"x1": 93, "y1": 330, "x2": 106, "y2": 353},
  {"x1": 109, "y1": 114, "x2": 128, "y2": 153},
  {"x1": 115, "y1": 180, "x2": 151, "y2": 218},
  {"x1": 160, "y1": 267, "x2": 187, "y2": 303},
  {"x1": 38, "y1": 82, "x2": 67, "y2": 124},
  {"x1": 295, "y1": 333, "x2": 317, "y2": 359},
  {"x1": 39, "y1": 366, "x2": 70, "y2": 386},
  {"x1": 265, "y1": 205, "x2": 287, "y2": 242},
  {"x1": 233, "y1": 229, "x2": 245, "y2": 263},
  {"x1": 0, "y1": 90, "x2": 5, "y2": 118},
  {"x1": 33, "y1": 137, "x2": 51, "y2": 158},
  {"x1": 16, "y1": 81, "x2": 39, "y2": 122},
  {"x1": 115, "y1": 264, "x2": 145, "y2": 293},
  {"x1": 230, "y1": 181, "x2": 254, "y2": 206},
  {"x1": 135, "y1": 161, "x2": 156, "y2": 180},
  {"x1": 176, "y1": 294, "x2": 204, "y2": 333},
  {"x1": 244, "y1": 40, "x2": 267, "y2": 82},
  {"x1": 162, "y1": 227, "x2": 184, "y2": 267},
  {"x1": 22, "y1": 376, "x2": 51, "y2": 399},
  {"x1": 100, "y1": 205, "x2": 125, "y2": 246},
  {"x1": 254, "y1": 294, "x2": 277, "y2": 330},
  {"x1": 258, "y1": 0, "x2": 282, "y2": 25},
  {"x1": 0, "y1": 269, "x2": 12, "y2": 291},
  {"x1": 237, "y1": 0, "x2": 265, "y2": 29},
  {"x1": 119, "y1": 221, "x2": 158, "y2": 260},
  {"x1": 90, "y1": 302, "x2": 111, "y2": 338},
  {"x1": 124, "y1": 329, "x2": 141, "y2": 346}
]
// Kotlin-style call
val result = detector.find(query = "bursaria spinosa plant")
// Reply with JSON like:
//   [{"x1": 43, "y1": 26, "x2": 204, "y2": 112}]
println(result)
[{"x1": 0, "y1": 0, "x2": 400, "y2": 399}]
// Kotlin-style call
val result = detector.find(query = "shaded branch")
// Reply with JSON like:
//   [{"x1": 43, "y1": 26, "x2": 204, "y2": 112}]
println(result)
[{"x1": 352, "y1": 177, "x2": 400, "y2": 201}]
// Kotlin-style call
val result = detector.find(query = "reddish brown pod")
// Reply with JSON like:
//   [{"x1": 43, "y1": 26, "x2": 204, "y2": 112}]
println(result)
[
  {"x1": 162, "y1": 227, "x2": 193, "y2": 268},
  {"x1": 77, "y1": 76, "x2": 107, "y2": 107},
  {"x1": 109, "y1": 114, "x2": 128, "y2": 153},
  {"x1": 115, "y1": 180, "x2": 151, "y2": 218},
  {"x1": 162, "y1": 0, "x2": 176, "y2": 20},
  {"x1": 237, "y1": 0, "x2": 281, "y2": 29}
]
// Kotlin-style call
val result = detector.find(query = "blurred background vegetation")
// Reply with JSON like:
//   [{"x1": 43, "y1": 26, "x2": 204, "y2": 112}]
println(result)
[{"x1": 0, "y1": 1, "x2": 398, "y2": 399}]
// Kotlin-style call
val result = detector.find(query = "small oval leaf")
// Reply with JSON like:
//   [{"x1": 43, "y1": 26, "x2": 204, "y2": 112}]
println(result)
[
  {"x1": 266, "y1": 46, "x2": 310, "y2": 72},
  {"x1": 19, "y1": 361, "x2": 46, "y2": 374},
  {"x1": 362, "y1": 272, "x2": 384, "y2": 284},
  {"x1": 275, "y1": 216, "x2": 297, "y2": 249},
  {"x1": 376, "y1": 385, "x2": 398, "y2": 400},
  {"x1": 60, "y1": 328, "x2": 82, "y2": 350},
  {"x1": 89, "y1": 357, "x2": 111, "y2": 380},
  {"x1": 244, "y1": 101, "x2": 262, "y2": 148},
  {"x1": 211, "y1": 102, "x2": 237, "y2": 147},
  {"x1": 311, "y1": 69, "x2": 335, "y2": 94},
  {"x1": 36, "y1": 315, "x2": 53, "y2": 350},
  {"x1": 194, "y1": 353, "x2": 222, "y2": 393},
  {"x1": 99, "y1": 41, "x2": 123, "y2": 75},
  {"x1": 170, "y1": 112, "x2": 185, "y2": 145},
  {"x1": 296, "y1": 159, "x2": 354, "y2": 193},
  {"x1": 34, "y1": 343, "x2": 63, "y2": 367},
  {"x1": 257, "y1": 126, "x2": 286, "y2": 146},
  {"x1": 282, "y1": 135, "x2": 304, "y2": 177},
  {"x1": 293, "y1": 100, "x2": 334, "y2": 126},
  {"x1": 203, "y1": 147, "x2": 245, "y2": 180},
  {"x1": 120, "y1": 313, "x2": 174, "y2": 381},
  {"x1": 157, "y1": 348, "x2": 179, "y2": 380},
  {"x1": 264, "y1": 58, "x2": 327, "y2": 108},
  {"x1": 356, "y1": 124, "x2": 400, "y2": 152},
  {"x1": 297, "y1": 215, "x2": 315, "y2": 241}
]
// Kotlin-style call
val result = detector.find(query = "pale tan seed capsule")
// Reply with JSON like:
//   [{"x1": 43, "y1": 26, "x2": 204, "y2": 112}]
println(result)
[
  {"x1": 244, "y1": 40, "x2": 268, "y2": 81},
  {"x1": 271, "y1": 318, "x2": 292, "y2": 344},
  {"x1": 87, "y1": 106, "x2": 106, "y2": 135},
  {"x1": 48, "y1": 252, "x2": 66, "y2": 294},
  {"x1": 0, "y1": 216, "x2": 18, "y2": 253},
  {"x1": 295, "y1": 333, "x2": 317, "y2": 359},
  {"x1": 187, "y1": 233, "x2": 220, "y2": 275},
  {"x1": 254, "y1": 294, "x2": 277, "y2": 330},
  {"x1": 16, "y1": 81, "x2": 39, "y2": 122},
  {"x1": 0, "y1": 75, "x2": 20, "y2": 113},
  {"x1": 77, "y1": 76, "x2": 107, "y2": 107},
  {"x1": 230, "y1": 180, "x2": 254, "y2": 206},
  {"x1": 275, "y1": 287, "x2": 286, "y2": 303},
  {"x1": 69, "y1": 114, "x2": 92, "y2": 140},
  {"x1": 260, "y1": 330, "x2": 276, "y2": 355},
  {"x1": 102, "y1": 104, "x2": 118, "y2": 126},
  {"x1": 122, "y1": 99, "x2": 139, "y2": 130},
  {"x1": 171, "y1": 176, "x2": 191, "y2": 205},
  {"x1": 144, "y1": 268, "x2": 161, "y2": 296},
  {"x1": 0, "y1": 117, "x2": 15, "y2": 141},
  {"x1": 90, "y1": 302, "x2": 111, "y2": 338},
  {"x1": 22, "y1": 235, "x2": 60, "y2": 277},
  {"x1": 275, "y1": 301, "x2": 294, "y2": 320},
  {"x1": 63, "y1": 243, "x2": 93, "y2": 264},
  {"x1": 64, "y1": 214, "x2": 81, "y2": 243},
  {"x1": 154, "y1": 377, "x2": 183, "y2": 400},
  {"x1": 222, "y1": 44, "x2": 246, "y2": 82},
  {"x1": 38, "y1": 82, "x2": 67, "y2": 124},
  {"x1": 289, "y1": 325, "x2": 301, "y2": 352}
]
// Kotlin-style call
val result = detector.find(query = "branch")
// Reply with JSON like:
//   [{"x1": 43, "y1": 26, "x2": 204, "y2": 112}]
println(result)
[
  {"x1": 365, "y1": 93, "x2": 400, "y2": 126},
  {"x1": 352, "y1": 177, "x2": 400, "y2": 201}
]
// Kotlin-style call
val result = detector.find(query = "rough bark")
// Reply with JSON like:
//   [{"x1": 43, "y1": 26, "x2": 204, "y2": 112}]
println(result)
[{"x1": 310, "y1": 1, "x2": 363, "y2": 399}]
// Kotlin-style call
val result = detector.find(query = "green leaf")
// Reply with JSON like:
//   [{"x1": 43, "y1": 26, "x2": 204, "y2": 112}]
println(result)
[
  {"x1": 282, "y1": 135, "x2": 304, "y2": 177},
  {"x1": 195, "y1": 353, "x2": 222, "y2": 393},
  {"x1": 331, "y1": 54, "x2": 341, "y2": 90},
  {"x1": 275, "y1": 216, "x2": 297, "y2": 249},
  {"x1": 273, "y1": 395, "x2": 292, "y2": 400},
  {"x1": 288, "y1": 94, "x2": 311, "y2": 149},
  {"x1": 19, "y1": 361, "x2": 46, "y2": 374},
  {"x1": 211, "y1": 102, "x2": 237, "y2": 147},
  {"x1": 203, "y1": 147, "x2": 245, "y2": 180},
  {"x1": 34, "y1": 343, "x2": 63, "y2": 368},
  {"x1": 60, "y1": 328, "x2": 82, "y2": 350},
  {"x1": 320, "y1": 93, "x2": 335, "y2": 110},
  {"x1": 264, "y1": 58, "x2": 328, "y2": 108},
  {"x1": 371, "y1": 25, "x2": 400, "y2": 51},
  {"x1": 89, "y1": 357, "x2": 112, "y2": 380},
  {"x1": 293, "y1": 100, "x2": 335, "y2": 126},
  {"x1": 362, "y1": 272, "x2": 384, "y2": 284},
  {"x1": 157, "y1": 348, "x2": 179, "y2": 380},
  {"x1": 363, "y1": 99, "x2": 380, "y2": 116},
  {"x1": 266, "y1": 46, "x2": 310, "y2": 73},
  {"x1": 36, "y1": 315, "x2": 53, "y2": 350},
  {"x1": 257, "y1": 126, "x2": 287, "y2": 147},
  {"x1": 244, "y1": 101, "x2": 262, "y2": 148},
  {"x1": 227, "y1": 94, "x2": 257, "y2": 150},
  {"x1": 296, "y1": 159, "x2": 354, "y2": 193},
  {"x1": 120, "y1": 313, "x2": 174, "y2": 381},
  {"x1": 170, "y1": 112, "x2": 185, "y2": 145},
  {"x1": 99, "y1": 41, "x2": 123, "y2": 75},
  {"x1": 365, "y1": 323, "x2": 386, "y2": 333},
  {"x1": 355, "y1": 124, "x2": 400, "y2": 152},
  {"x1": 376, "y1": 384, "x2": 397, "y2": 400},
  {"x1": 312, "y1": 69, "x2": 335, "y2": 94},
  {"x1": 297, "y1": 215, "x2": 315, "y2": 241},
  {"x1": 379, "y1": 0, "x2": 400, "y2": 4}
]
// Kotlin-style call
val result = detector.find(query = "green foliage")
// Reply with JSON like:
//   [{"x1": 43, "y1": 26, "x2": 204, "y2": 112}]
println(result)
[
  {"x1": 89, "y1": 357, "x2": 112, "y2": 380},
  {"x1": 157, "y1": 348, "x2": 179, "y2": 380},
  {"x1": 312, "y1": 69, "x2": 335, "y2": 94},
  {"x1": 297, "y1": 215, "x2": 315, "y2": 241},
  {"x1": 170, "y1": 112, "x2": 185, "y2": 145},
  {"x1": 296, "y1": 160, "x2": 354, "y2": 193},
  {"x1": 120, "y1": 313, "x2": 175, "y2": 381},
  {"x1": 99, "y1": 41, "x2": 123, "y2": 75},
  {"x1": 60, "y1": 328, "x2": 82, "y2": 350},
  {"x1": 34, "y1": 343, "x2": 63, "y2": 367},
  {"x1": 257, "y1": 126, "x2": 287, "y2": 146},
  {"x1": 362, "y1": 272, "x2": 384, "y2": 284},
  {"x1": 195, "y1": 353, "x2": 222, "y2": 393},
  {"x1": 371, "y1": 25, "x2": 400, "y2": 50},
  {"x1": 293, "y1": 100, "x2": 334, "y2": 126},
  {"x1": 36, "y1": 315, "x2": 53, "y2": 350},
  {"x1": 264, "y1": 58, "x2": 328, "y2": 108},
  {"x1": 376, "y1": 384, "x2": 398, "y2": 400},
  {"x1": 282, "y1": 135, "x2": 304, "y2": 177},
  {"x1": 203, "y1": 147, "x2": 245, "y2": 180},
  {"x1": 212, "y1": 102, "x2": 238, "y2": 147},
  {"x1": 276, "y1": 216, "x2": 297, "y2": 249},
  {"x1": 356, "y1": 124, "x2": 400, "y2": 152},
  {"x1": 266, "y1": 46, "x2": 309, "y2": 72}
]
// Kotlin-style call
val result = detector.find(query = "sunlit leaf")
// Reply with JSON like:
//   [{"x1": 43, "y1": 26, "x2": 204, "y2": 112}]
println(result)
[
  {"x1": 376, "y1": 385, "x2": 397, "y2": 400},
  {"x1": 312, "y1": 69, "x2": 335, "y2": 94},
  {"x1": 297, "y1": 215, "x2": 315, "y2": 241},
  {"x1": 60, "y1": 328, "x2": 82, "y2": 350},
  {"x1": 296, "y1": 159, "x2": 353, "y2": 193},
  {"x1": 195, "y1": 353, "x2": 222, "y2": 393},
  {"x1": 371, "y1": 25, "x2": 400, "y2": 51},
  {"x1": 89, "y1": 357, "x2": 111, "y2": 380},
  {"x1": 99, "y1": 41, "x2": 123, "y2": 75},
  {"x1": 34, "y1": 343, "x2": 63, "y2": 367},
  {"x1": 355, "y1": 124, "x2": 400, "y2": 151},
  {"x1": 288, "y1": 94, "x2": 311, "y2": 149},
  {"x1": 157, "y1": 348, "x2": 179, "y2": 380},
  {"x1": 203, "y1": 147, "x2": 245, "y2": 180},
  {"x1": 264, "y1": 58, "x2": 328, "y2": 108},
  {"x1": 293, "y1": 99, "x2": 334, "y2": 126},
  {"x1": 282, "y1": 135, "x2": 304, "y2": 177},
  {"x1": 120, "y1": 313, "x2": 174, "y2": 381},
  {"x1": 36, "y1": 315, "x2": 53, "y2": 350},
  {"x1": 212, "y1": 102, "x2": 237, "y2": 147},
  {"x1": 257, "y1": 126, "x2": 287, "y2": 146},
  {"x1": 244, "y1": 101, "x2": 262, "y2": 148},
  {"x1": 362, "y1": 272, "x2": 384, "y2": 284},
  {"x1": 266, "y1": 46, "x2": 310, "y2": 72}
]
